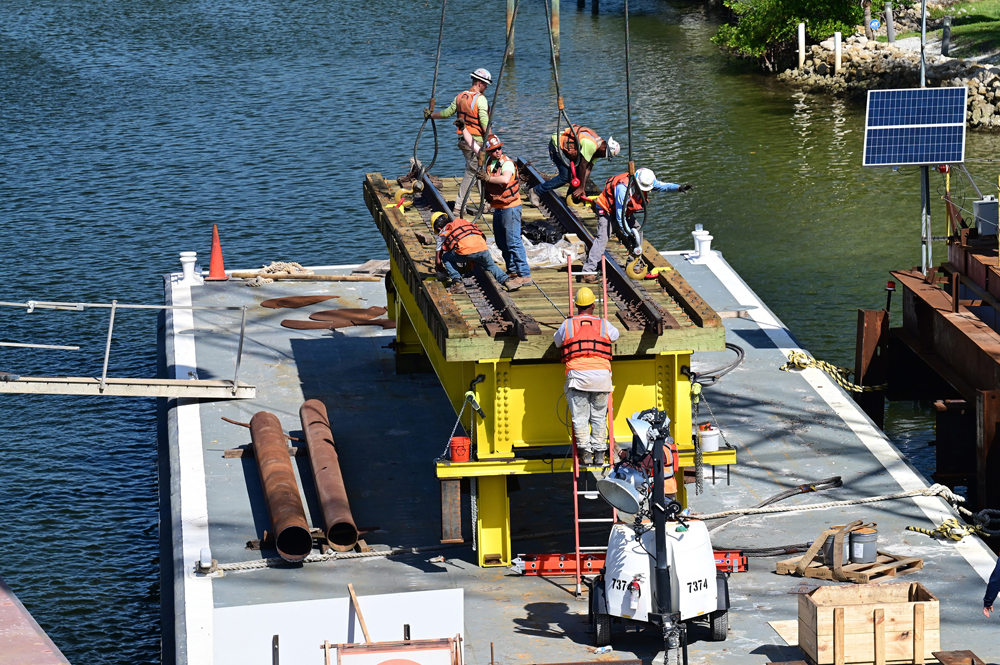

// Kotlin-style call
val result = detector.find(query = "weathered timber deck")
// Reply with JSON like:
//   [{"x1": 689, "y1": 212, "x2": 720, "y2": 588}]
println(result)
[{"x1": 363, "y1": 170, "x2": 724, "y2": 362}]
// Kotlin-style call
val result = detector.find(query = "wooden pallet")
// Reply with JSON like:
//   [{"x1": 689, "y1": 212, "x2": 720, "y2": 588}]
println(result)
[{"x1": 777, "y1": 550, "x2": 924, "y2": 584}]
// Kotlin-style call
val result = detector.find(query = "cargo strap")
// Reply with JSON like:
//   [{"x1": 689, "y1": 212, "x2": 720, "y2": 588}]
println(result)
[{"x1": 779, "y1": 350, "x2": 887, "y2": 393}]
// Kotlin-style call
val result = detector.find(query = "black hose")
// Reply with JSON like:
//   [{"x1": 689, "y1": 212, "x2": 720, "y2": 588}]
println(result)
[
  {"x1": 412, "y1": 0, "x2": 448, "y2": 175},
  {"x1": 694, "y1": 343, "x2": 745, "y2": 385}
]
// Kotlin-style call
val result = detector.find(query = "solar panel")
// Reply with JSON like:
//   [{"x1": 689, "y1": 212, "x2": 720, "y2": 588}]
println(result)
[{"x1": 863, "y1": 88, "x2": 967, "y2": 166}]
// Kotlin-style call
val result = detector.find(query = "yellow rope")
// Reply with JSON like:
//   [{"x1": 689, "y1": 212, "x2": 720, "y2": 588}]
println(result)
[
  {"x1": 906, "y1": 518, "x2": 984, "y2": 541},
  {"x1": 779, "y1": 351, "x2": 886, "y2": 393}
]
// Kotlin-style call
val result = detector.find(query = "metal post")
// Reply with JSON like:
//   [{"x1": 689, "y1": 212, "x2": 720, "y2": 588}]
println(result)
[
  {"x1": 551, "y1": 0, "x2": 560, "y2": 59},
  {"x1": 506, "y1": 0, "x2": 515, "y2": 61},
  {"x1": 885, "y1": 2, "x2": 895, "y2": 43},
  {"x1": 798, "y1": 23, "x2": 806, "y2": 69},
  {"x1": 99, "y1": 300, "x2": 118, "y2": 393},
  {"x1": 942, "y1": 16, "x2": 952, "y2": 57},
  {"x1": 232, "y1": 305, "x2": 248, "y2": 395},
  {"x1": 834, "y1": 31, "x2": 842, "y2": 74},
  {"x1": 920, "y1": 0, "x2": 927, "y2": 87},
  {"x1": 922, "y1": 166, "x2": 932, "y2": 274}
]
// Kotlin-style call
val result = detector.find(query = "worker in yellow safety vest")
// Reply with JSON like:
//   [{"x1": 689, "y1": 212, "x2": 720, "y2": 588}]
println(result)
[
  {"x1": 426, "y1": 68, "x2": 492, "y2": 217},
  {"x1": 553, "y1": 287, "x2": 621, "y2": 466},
  {"x1": 528, "y1": 125, "x2": 620, "y2": 207}
]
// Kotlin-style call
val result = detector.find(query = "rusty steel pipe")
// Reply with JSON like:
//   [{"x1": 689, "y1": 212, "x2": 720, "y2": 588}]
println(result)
[
  {"x1": 250, "y1": 411, "x2": 313, "y2": 562},
  {"x1": 300, "y1": 399, "x2": 359, "y2": 551}
]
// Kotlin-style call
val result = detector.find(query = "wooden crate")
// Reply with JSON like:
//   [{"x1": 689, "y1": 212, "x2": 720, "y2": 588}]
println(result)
[{"x1": 798, "y1": 582, "x2": 939, "y2": 665}]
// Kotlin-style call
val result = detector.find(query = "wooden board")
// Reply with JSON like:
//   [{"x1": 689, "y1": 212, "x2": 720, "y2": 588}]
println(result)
[{"x1": 777, "y1": 551, "x2": 924, "y2": 584}]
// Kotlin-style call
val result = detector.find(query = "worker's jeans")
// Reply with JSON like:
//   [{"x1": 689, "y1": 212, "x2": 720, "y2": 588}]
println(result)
[
  {"x1": 582, "y1": 210, "x2": 612, "y2": 272},
  {"x1": 493, "y1": 205, "x2": 531, "y2": 277},
  {"x1": 567, "y1": 387, "x2": 609, "y2": 453},
  {"x1": 535, "y1": 141, "x2": 571, "y2": 195},
  {"x1": 441, "y1": 249, "x2": 508, "y2": 284},
  {"x1": 454, "y1": 139, "x2": 481, "y2": 215}
]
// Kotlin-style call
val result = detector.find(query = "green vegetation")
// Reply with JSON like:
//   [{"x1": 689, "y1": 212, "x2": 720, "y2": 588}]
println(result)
[
  {"x1": 713, "y1": 0, "x2": 909, "y2": 68},
  {"x1": 875, "y1": 1, "x2": 1000, "y2": 56}
]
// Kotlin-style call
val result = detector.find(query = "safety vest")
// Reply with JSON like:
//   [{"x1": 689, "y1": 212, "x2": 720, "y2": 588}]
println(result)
[
  {"x1": 441, "y1": 218, "x2": 488, "y2": 255},
  {"x1": 558, "y1": 125, "x2": 601, "y2": 162},
  {"x1": 595, "y1": 173, "x2": 643, "y2": 218},
  {"x1": 484, "y1": 154, "x2": 520, "y2": 209},
  {"x1": 639, "y1": 440, "x2": 680, "y2": 494},
  {"x1": 560, "y1": 315, "x2": 613, "y2": 373},
  {"x1": 456, "y1": 90, "x2": 486, "y2": 137}
]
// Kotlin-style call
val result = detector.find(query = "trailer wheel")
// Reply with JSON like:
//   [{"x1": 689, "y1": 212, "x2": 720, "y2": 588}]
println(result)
[
  {"x1": 594, "y1": 612, "x2": 612, "y2": 647},
  {"x1": 709, "y1": 610, "x2": 728, "y2": 641}
]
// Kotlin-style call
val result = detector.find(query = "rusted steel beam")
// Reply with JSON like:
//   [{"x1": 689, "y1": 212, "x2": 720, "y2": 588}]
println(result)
[
  {"x1": 977, "y1": 390, "x2": 1000, "y2": 510},
  {"x1": 517, "y1": 158, "x2": 666, "y2": 335},
  {"x1": 300, "y1": 399, "x2": 359, "y2": 552},
  {"x1": 250, "y1": 411, "x2": 312, "y2": 562},
  {"x1": 854, "y1": 309, "x2": 889, "y2": 428},
  {"x1": 419, "y1": 173, "x2": 542, "y2": 340},
  {"x1": 440, "y1": 479, "x2": 463, "y2": 543},
  {"x1": 0, "y1": 576, "x2": 69, "y2": 665}
]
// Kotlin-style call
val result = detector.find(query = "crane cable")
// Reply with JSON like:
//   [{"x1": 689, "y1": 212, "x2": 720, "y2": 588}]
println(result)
[
  {"x1": 413, "y1": 0, "x2": 448, "y2": 177},
  {"x1": 458, "y1": 0, "x2": 521, "y2": 225},
  {"x1": 542, "y1": 0, "x2": 584, "y2": 189},
  {"x1": 621, "y1": 0, "x2": 648, "y2": 271}
]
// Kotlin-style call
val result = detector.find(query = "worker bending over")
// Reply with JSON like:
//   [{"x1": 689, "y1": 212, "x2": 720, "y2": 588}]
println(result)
[
  {"x1": 581, "y1": 168, "x2": 692, "y2": 284},
  {"x1": 461, "y1": 130, "x2": 532, "y2": 288},
  {"x1": 554, "y1": 287, "x2": 621, "y2": 466},
  {"x1": 529, "y1": 125, "x2": 620, "y2": 206},
  {"x1": 426, "y1": 68, "x2": 492, "y2": 217},
  {"x1": 434, "y1": 213, "x2": 519, "y2": 294}
]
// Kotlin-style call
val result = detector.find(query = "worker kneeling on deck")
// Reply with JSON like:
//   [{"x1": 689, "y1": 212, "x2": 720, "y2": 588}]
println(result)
[
  {"x1": 581, "y1": 168, "x2": 692, "y2": 284},
  {"x1": 461, "y1": 131, "x2": 532, "y2": 288},
  {"x1": 554, "y1": 287, "x2": 621, "y2": 466},
  {"x1": 529, "y1": 125, "x2": 619, "y2": 206},
  {"x1": 434, "y1": 213, "x2": 519, "y2": 294},
  {"x1": 426, "y1": 68, "x2": 492, "y2": 217}
]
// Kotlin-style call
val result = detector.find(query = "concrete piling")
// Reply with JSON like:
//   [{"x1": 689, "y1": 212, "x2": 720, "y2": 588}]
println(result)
[
  {"x1": 942, "y1": 16, "x2": 952, "y2": 57},
  {"x1": 798, "y1": 23, "x2": 806, "y2": 69},
  {"x1": 834, "y1": 31, "x2": 842, "y2": 74},
  {"x1": 885, "y1": 2, "x2": 896, "y2": 43}
]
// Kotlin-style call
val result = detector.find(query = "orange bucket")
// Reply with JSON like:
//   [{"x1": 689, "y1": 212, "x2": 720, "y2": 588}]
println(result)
[{"x1": 449, "y1": 436, "x2": 470, "y2": 462}]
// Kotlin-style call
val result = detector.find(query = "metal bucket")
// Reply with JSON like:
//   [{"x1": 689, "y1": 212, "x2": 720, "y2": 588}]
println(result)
[
  {"x1": 850, "y1": 528, "x2": 878, "y2": 564},
  {"x1": 822, "y1": 536, "x2": 850, "y2": 566}
]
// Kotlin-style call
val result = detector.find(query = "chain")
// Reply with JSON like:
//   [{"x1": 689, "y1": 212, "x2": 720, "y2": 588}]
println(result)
[{"x1": 470, "y1": 477, "x2": 478, "y2": 552}]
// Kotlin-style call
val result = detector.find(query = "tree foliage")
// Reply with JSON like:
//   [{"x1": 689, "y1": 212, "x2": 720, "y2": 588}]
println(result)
[{"x1": 712, "y1": 0, "x2": 867, "y2": 69}]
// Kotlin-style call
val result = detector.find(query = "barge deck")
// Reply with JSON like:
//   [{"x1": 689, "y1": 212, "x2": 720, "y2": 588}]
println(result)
[{"x1": 161, "y1": 248, "x2": 999, "y2": 664}]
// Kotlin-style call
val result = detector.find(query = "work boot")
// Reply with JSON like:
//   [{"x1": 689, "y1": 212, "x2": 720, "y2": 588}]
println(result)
[
  {"x1": 528, "y1": 188, "x2": 543, "y2": 208},
  {"x1": 595, "y1": 450, "x2": 609, "y2": 466},
  {"x1": 580, "y1": 274, "x2": 598, "y2": 284},
  {"x1": 517, "y1": 275, "x2": 533, "y2": 287},
  {"x1": 504, "y1": 278, "x2": 522, "y2": 292},
  {"x1": 580, "y1": 451, "x2": 594, "y2": 466}
]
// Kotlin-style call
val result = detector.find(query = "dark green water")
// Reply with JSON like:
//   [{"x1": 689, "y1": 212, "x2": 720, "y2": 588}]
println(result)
[{"x1": 2, "y1": 0, "x2": 999, "y2": 661}]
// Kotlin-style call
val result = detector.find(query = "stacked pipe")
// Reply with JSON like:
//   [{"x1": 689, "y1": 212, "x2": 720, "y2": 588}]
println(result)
[{"x1": 300, "y1": 399, "x2": 359, "y2": 552}]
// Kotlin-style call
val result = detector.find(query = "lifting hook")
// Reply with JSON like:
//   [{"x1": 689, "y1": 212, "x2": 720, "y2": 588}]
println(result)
[{"x1": 625, "y1": 255, "x2": 647, "y2": 280}]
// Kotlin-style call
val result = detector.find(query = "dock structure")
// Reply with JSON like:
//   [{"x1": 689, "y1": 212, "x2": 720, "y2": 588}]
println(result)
[
  {"x1": 0, "y1": 575, "x2": 70, "y2": 665},
  {"x1": 363, "y1": 166, "x2": 733, "y2": 566},
  {"x1": 161, "y1": 253, "x2": 999, "y2": 664}
]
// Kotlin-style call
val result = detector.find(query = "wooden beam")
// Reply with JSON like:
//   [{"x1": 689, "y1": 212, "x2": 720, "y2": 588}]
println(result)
[{"x1": 0, "y1": 376, "x2": 254, "y2": 399}]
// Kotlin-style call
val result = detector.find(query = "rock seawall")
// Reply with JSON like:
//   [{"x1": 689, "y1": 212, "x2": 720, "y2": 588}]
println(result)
[{"x1": 778, "y1": 35, "x2": 1000, "y2": 130}]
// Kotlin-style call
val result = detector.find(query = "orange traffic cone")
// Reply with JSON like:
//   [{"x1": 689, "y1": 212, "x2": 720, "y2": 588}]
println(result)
[{"x1": 206, "y1": 224, "x2": 229, "y2": 281}]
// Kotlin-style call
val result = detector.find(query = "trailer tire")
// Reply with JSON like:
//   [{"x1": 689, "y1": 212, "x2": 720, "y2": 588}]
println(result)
[
  {"x1": 709, "y1": 610, "x2": 728, "y2": 642},
  {"x1": 594, "y1": 612, "x2": 612, "y2": 647}
]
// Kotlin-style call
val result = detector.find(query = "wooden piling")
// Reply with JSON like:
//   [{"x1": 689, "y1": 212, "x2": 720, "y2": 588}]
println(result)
[
  {"x1": 552, "y1": 0, "x2": 560, "y2": 59},
  {"x1": 506, "y1": 0, "x2": 515, "y2": 60},
  {"x1": 592, "y1": 0, "x2": 599, "y2": 14},
  {"x1": 578, "y1": 0, "x2": 585, "y2": 7}
]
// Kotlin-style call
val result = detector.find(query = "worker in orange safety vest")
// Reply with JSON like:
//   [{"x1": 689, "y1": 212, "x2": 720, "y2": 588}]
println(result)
[
  {"x1": 433, "y1": 212, "x2": 519, "y2": 294},
  {"x1": 553, "y1": 286, "x2": 621, "y2": 466}
]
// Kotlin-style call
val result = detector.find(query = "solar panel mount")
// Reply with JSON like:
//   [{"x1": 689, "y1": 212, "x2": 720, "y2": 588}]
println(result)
[{"x1": 863, "y1": 87, "x2": 967, "y2": 166}]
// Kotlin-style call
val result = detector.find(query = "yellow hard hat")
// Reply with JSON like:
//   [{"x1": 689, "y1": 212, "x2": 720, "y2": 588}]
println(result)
[
  {"x1": 430, "y1": 211, "x2": 449, "y2": 231},
  {"x1": 575, "y1": 287, "x2": 596, "y2": 307}
]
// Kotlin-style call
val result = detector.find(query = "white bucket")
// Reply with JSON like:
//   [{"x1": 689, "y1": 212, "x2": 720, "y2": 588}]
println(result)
[{"x1": 698, "y1": 427, "x2": 721, "y2": 452}]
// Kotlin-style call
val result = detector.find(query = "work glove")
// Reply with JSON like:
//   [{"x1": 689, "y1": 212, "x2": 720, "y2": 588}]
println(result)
[
  {"x1": 474, "y1": 168, "x2": 489, "y2": 183},
  {"x1": 678, "y1": 183, "x2": 693, "y2": 193},
  {"x1": 454, "y1": 118, "x2": 466, "y2": 131},
  {"x1": 423, "y1": 108, "x2": 433, "y2": 119}
]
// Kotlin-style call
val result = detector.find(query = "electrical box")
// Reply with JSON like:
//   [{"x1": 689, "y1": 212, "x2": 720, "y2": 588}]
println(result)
[{"x1": 975, "y1": 196, "x2": 999, "y2": 236}]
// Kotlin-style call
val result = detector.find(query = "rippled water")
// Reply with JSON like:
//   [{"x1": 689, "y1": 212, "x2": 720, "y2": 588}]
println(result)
[{"x1": 3, "y1": 0, "x2": 999, "y2": 661}]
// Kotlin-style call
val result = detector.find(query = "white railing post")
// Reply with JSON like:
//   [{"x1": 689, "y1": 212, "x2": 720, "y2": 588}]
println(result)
[{"x1": 834, "y1": 31, "x2": 842, "y2": 74}]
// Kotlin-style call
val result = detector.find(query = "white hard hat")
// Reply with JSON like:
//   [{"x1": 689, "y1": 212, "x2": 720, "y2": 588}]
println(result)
[
  {"x1": 605, "y1": 137, "x2": 620, "y2": 161},
  {"x1": 635, "y1": 167, "x2": 656, "y2": 192},
  {"x1": 471, "y1": 68, "x2": 492, "y2": 85}
]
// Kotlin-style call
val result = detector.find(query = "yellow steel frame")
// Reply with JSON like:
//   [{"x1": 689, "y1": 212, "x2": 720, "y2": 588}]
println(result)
[{"x1": 388, "y1": 259, "x2": 735, "y2": 567}]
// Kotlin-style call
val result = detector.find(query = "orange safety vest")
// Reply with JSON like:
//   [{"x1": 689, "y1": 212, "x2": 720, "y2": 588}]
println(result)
[
  {"x1": 441, "y1": 218, "x2": 488, "y2": 255},
  {"x1": 639, "y1": 440, "x2": 680, "y2": 494},
  {"x1": 594, "y1": 172, "x2": 643, "y2": 218},
  {"x1": 558, "y1": 125, "x2": 601, "y2": 162},
  {"x1": 484, "y1": 154, "x2": 520, "y2": 209},
  {"x1": 560, "y1": 315, "x2": 613, "y2": 373},
  {"x1": 456, "y1": 90, "x2": 486, "y2": 137}
]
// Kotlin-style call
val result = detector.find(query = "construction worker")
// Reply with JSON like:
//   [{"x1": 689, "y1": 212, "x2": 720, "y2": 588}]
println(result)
[
  {"x1": 433, "y1": 213, "x2": 519, "y2": 294},
  {"x1": 426, "y1": 68, "x2": 492, "y2": 217},
  {"x1": 554, "y1": 287, "x2": 621, "y2": 466},
  {"x1": 529, "y1": 126, "x2": 620, "y2": 206},
  {"x1": 580, "y1": 168, "x2": 692, "y2": 284},
  {"x1": 462, "y1": 129, "x2": 532, "y2": 287},
  {"x1": 984, "y1": 555, "x2": 1000, "y2": 617}
]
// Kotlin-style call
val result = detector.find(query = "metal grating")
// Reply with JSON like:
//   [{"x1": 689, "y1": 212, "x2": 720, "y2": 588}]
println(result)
[{"x1": 863, "y1": 87, "x2": 967, "y2": 166}]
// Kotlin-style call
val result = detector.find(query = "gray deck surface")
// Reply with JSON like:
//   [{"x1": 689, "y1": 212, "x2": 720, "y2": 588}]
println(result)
[{"x1": 162, "y1": 253, "x2": 1000, "y2": 665}]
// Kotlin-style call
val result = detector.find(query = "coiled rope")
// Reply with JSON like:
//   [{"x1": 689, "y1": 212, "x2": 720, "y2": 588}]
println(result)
[
  {"x1": 412, "y1": 0, "x2": 448, "y2": 176},
  {"x1": 779, "y1": 350, "x2": 887, "y2": 393},
  {"x1": 907, "y1": 507, "x2": 1000, "y2": 540},
  {"x1": 693, "y1": 483, "x2": 965, "y2": 521}
]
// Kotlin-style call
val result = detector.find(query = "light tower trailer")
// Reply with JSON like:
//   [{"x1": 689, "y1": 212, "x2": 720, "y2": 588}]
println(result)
[{"x1": 589, "y1": 409, "x2": 730, "y2": 664}]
